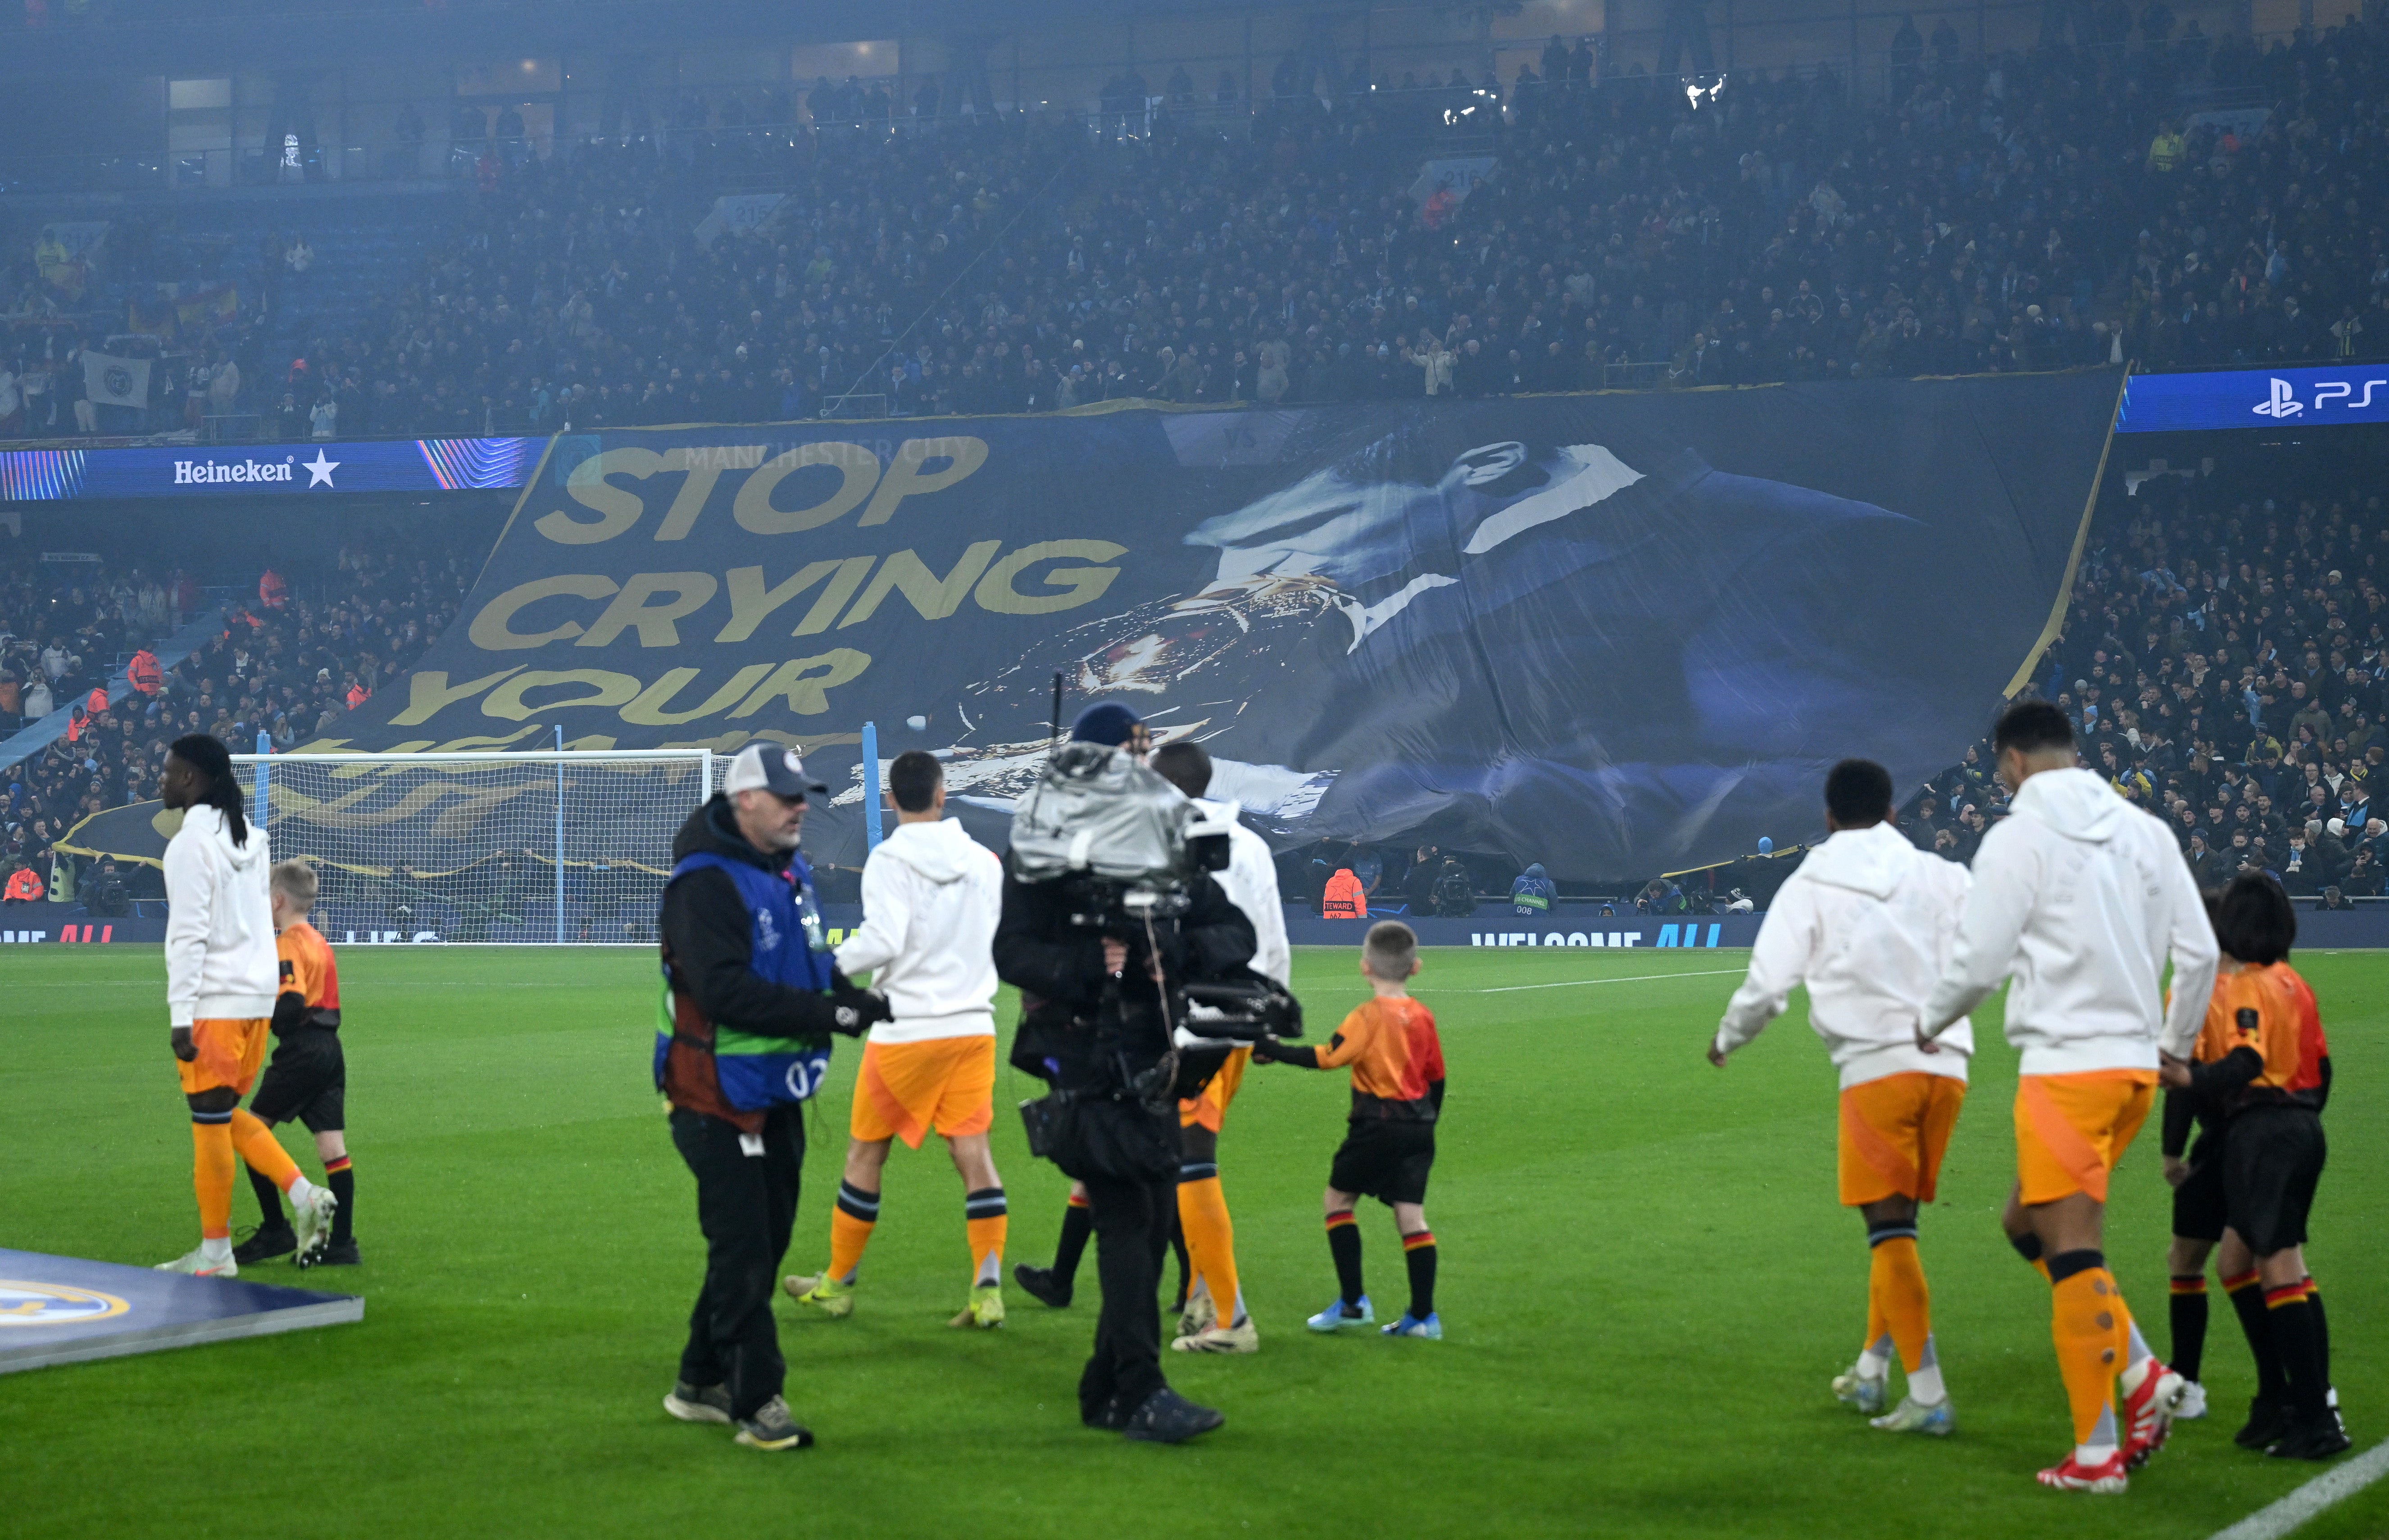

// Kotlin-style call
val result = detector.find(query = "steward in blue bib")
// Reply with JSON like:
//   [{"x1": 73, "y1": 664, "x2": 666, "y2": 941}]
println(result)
[
  {"x1": 1510, "y1": 862, "x2": 1558, "y2": 916},
  {"x1": 656, "y1": 791, "x2": 884, "y2": 1130},
  {"x1": 654, "y1": 751, "x2": 889, "y2": 1447}
]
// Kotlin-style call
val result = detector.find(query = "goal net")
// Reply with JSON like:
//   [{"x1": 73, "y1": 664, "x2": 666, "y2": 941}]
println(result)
[{"x1": 231, "y1": 750, "x2": 716, "y2": 944}]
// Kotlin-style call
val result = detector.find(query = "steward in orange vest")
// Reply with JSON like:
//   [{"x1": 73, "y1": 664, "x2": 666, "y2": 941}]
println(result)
[{"x1": 1322, "y1": 867, "x2": 1367, "y2": 919}]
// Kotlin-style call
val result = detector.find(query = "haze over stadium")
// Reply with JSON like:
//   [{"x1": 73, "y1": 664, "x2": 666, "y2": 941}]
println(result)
[{"x1": 1, "y1": 0, "x2": 2385, "y2": 1531}]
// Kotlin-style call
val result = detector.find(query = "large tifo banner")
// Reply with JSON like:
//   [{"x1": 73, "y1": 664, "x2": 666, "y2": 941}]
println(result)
[{"x1": 319, "y1": 374, "x2": 2120, "y2": 878}]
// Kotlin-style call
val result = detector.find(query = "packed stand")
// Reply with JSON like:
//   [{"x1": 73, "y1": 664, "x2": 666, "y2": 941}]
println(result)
[
  {"x1": 1, "y1": 196, "x2": 451, "y2": 443},
  {"x1": 1902, "y1": 468, "x2": 2389, "y2": 905},
  {"x1": 1, "y1": 19, "x2": 2375, "y2": 445},
  {"x1": 0, "y1": 533, "x2": 476, "y2": 912}
]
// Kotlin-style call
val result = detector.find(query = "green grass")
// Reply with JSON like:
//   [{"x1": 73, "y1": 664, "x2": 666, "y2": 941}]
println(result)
[{"x1": 2, "y1": 944, "x2": 2383, "y2": 1539}]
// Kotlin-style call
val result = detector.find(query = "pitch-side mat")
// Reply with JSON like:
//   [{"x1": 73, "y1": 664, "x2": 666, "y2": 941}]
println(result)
[{"x1": 0, "y1": 1248, "x2": 362, "y2": 1374}]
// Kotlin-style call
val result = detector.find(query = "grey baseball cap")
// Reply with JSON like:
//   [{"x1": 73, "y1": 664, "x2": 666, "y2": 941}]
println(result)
[{"x1": 722, "y1": 743, "x2": 828, "y2": 800}]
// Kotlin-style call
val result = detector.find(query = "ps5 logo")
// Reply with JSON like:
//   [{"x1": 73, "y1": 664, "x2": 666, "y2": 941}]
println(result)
[{"x1": 2253, "y1": 377, "x2": 2387, "y2": 419}]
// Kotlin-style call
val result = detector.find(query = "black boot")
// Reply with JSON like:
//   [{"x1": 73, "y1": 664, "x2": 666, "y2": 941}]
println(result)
[
  {"x1": 1014, "y1": 1263, "x2": 1072, "y2": 1309},
  {"x1": 2235, "y1": 1396, "x2": 2293, "y2": 1451},
  {"x1": 1122, "y1": 1386, "x2": 1225, "y2": 1444},
  {"x1": 232, "y1": 1223, "x2": 297, "y2": 1265}
]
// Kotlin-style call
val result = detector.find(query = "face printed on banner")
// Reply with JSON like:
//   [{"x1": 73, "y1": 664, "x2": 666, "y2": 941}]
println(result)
[{"x1": 1185, "y1": 441, "x2": 1644, "y2": 596}]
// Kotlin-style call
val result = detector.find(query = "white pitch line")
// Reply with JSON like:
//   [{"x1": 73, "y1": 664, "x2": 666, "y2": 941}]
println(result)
[
  {"x1": 2209, "y1": 1439, "x2": 2389, "y2": 1540},
  {"x1": 1431, "y1": 967, "x2": 1748, "y2": 995}
]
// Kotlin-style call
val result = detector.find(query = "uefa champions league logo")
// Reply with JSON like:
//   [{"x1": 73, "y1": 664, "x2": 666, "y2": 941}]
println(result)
[{"x1": 0, "y1": 1281, "x2": 130, "y2": 1325}]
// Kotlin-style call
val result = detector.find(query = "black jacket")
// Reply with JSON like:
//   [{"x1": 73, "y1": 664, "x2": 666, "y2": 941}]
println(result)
[
  {"x1": 994, "y1": 863, "x2": 1256, "y2": 1089},
  {"x1": 659, "y1": 795, "x2": 861, "y2": 1124}
]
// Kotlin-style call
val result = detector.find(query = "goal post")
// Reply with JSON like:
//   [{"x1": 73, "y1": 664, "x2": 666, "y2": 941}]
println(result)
[{"x1": 231, "y1": 750, "x2": 716, "y2": 944}]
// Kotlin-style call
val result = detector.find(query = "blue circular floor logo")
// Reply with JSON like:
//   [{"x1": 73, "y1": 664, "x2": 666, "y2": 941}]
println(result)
[{"x1": 0, "y1": 1281, "x2": 130, "y2": 1325}]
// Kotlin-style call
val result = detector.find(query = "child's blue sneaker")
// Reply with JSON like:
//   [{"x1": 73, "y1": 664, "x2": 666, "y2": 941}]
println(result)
[
  {"x1": 1306, "y1": 1295, "x2": 1373, "y2": 1332},
  {"x1": 1381, "y1": 1312, "x2": 1442, "y2": 1340}
]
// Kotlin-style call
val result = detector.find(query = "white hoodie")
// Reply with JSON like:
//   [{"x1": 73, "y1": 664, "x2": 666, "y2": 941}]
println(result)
[
  {"x1": 163, "y1": 803, "x2": 277, "y2": 1027},
  {"x1": 1922, "y1": 766, "x2": 2216, "y2": 1074},
  {"x1": 835, "y1": 817, "x2": 1004, "y2": 1044},
  {"x1": 1714, "y1": 822, "x2": 1974, "y2": 1089},
  {"x1": 1195, "y1": 797, "x2": 1290, "y2": 987}
]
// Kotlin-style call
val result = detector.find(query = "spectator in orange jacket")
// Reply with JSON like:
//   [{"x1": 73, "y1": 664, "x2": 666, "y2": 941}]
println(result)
[{"x1": 128, "y1": 647, "x2": 162, "y2": 696}]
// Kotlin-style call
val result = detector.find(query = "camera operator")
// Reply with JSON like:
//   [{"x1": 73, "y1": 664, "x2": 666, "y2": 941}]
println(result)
[
  {"x1": 994, "y1": 704, "x2": 1256, "y2": 1444},
  {"x1": 1431, "y1": 855, "x2": 1476, "y2": 918},
  {"x1": 86, "y1": 856, "x2": 130, "y2": 918}
]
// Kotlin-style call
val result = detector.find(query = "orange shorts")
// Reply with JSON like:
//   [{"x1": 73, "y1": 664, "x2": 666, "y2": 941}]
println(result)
[
  {"x1": 850, "y1": 1036, "x2": 995, "y2": 1148},
  {"x1": 2014, "y1": 1069, "x2": 2157, "y2": 1206},
  {"x1": 176, "y1": 1017, "x2": 271, "y2": 1097},
  {"x1": 1179, "y1": 1046, "x2": 1250, "y2": 1132},
  {"x1": 1838, "y1": 1072, "x2": 1967, "y2": 1207}
]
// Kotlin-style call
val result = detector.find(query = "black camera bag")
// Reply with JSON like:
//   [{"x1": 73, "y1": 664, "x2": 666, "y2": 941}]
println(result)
[{"x1": 1019, "y1": 1089, "x2": 1181, "y2": 1183}]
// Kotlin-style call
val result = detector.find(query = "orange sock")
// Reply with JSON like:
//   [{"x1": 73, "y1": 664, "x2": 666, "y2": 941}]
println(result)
[
  {"x1": 2050, "y1": 1254, "x2": 2129, "y2": 1451},
  {"x1": 1177, "y1": 1175, "x2": 1241, "y2": 1325},
  {"x1": 1862, "y1": 1238, "x2": 1892, "y2": 1367},
  {"x1": 228, "y1": 1109, "x2": 301, "y2": 1191},
  {"x1": 965, "y1": 1187, "x2": 1007, "y2": 1286},
  {"x1": 191, "y1": 1116, "x2": 236, "y2": 1239},
  {"x1": 1871, "y1": 1234, "x2": 1933, "y2": 1374},
  {"x1": 829, "y1": 1182, "x2": 878, "y2": 1284}
]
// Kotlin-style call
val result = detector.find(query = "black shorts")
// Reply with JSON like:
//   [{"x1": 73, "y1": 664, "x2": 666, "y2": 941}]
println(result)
[
  {"x1": 248, "y1": 1028, "x2": 346, "y2": 1133},
  {"x1": 2223, "y1": 1105, "x2": 2325, "y2": 1258},
  {"x1": 1328, "y1": 1118, "x2": 1435, "y2": 1206},
  {"x1": 2171, "y1": 1130, "x2": 2228, "y2": 1244}
]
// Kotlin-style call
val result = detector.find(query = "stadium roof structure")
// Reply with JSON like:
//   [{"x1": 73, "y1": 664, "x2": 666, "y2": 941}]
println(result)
[{"x1": 2, "y1": 0, "x2": 1335, "y2": 82}]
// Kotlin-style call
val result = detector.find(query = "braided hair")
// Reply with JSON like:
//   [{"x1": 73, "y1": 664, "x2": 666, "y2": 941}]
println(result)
[{"x1": 168, "y1": 733, "x2": 250, "y2": 848}]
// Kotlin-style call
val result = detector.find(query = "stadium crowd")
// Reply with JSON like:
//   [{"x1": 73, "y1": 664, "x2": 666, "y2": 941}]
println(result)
[
  {"x1": 1, "y1": 18, "x2": 2383, "y2": 439},
  {"x1": 0, "y1": 533, "x2": 473, "y2": 909},
  {"x1": 1904, "y1": 467, "x2": 2389, "y2": 904}
]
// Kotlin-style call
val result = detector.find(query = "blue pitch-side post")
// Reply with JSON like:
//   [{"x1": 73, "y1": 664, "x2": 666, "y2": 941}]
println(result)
[
  {"x1": 254, "y1": 730, "x2": 271, "y2": 833},
  {"x1": 861, "y1": 721, "x2": 883, "y2": 852},
  {"x1": 554, "y1": 725, "x2": 566, "y2": 945}
]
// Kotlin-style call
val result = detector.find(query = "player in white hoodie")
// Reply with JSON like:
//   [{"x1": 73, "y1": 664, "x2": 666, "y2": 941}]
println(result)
[
  {"x1": 1712, "y1": 759, "x2": 1973, "y2": 1437},
  {"x1": 786, "y1": 750, "x2": 1009, "y2": 1327},
  {"x1": 1919, "y1": 701, "x2": 2218, "y2": 1493},
  {"x1": 1153, "y1": 739, "x2": 1290, "y2": 1354},
  {"x1": 157, "y1": 735, "x2": 336, "y2": 1276}
]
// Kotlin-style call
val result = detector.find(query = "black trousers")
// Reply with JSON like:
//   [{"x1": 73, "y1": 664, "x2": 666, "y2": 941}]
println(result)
[
  {"x1": 1077, "y1": 1170, "x2": 1177, "y2": 1422},
  {"x1": 671, "y1": 1104, "x2": 804, "y2": 1420}
]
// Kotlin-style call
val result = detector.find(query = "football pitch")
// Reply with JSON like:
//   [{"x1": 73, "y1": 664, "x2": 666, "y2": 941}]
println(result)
[{"x1": 4, "y1": 943, "x2": 2383, "y2": 1540}]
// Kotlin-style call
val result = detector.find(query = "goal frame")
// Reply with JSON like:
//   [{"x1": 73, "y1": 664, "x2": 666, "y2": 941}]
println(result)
[{"x1": 232, "y1": 748, "x2": 717, "y2": 945}]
